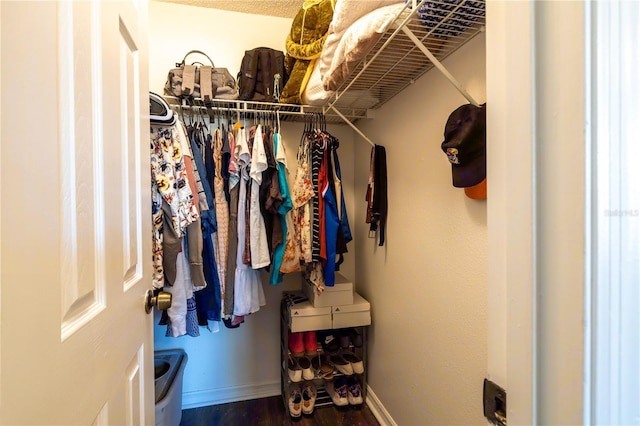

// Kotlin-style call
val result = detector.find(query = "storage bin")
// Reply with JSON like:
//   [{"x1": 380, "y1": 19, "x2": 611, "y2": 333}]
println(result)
[
  {"x1": 302, "y1": 272, "x2": 354, "y2": 308},
  {"x1": 332, "y1": 292, "x2": 371, "y2": 328}
]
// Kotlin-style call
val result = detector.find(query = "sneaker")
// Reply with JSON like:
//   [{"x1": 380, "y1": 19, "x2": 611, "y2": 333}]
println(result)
[
  {"x1": 318, "y1": 330, "x2": 340, "y2": 354},
  {"x1": 346, "y1": 376, "x2": 363, "y2": 405},
  {"x1": 341, "y1": 352, "x2": 364, "y2": 374},
  {"x1": 288, "y1": 385, "x2": 303, "y2": 417},
  {"x1": 348, "y1": 328, "x2": 363, "y2": 348},
  {"x1": 288, "y1": 332, "x2": 304, "y2": 356},
  {"x1": 298, "y1": 356, "x2": 315, "y2": 381},
  {"x1": 329, "y1": 354, "x2": 354, "y2": 376},
  {"x1": 301, "y1": 382, "x2": 317, "y2": 415},
  {"x1": 303, "y1": 331, "x2": 318, "y2": 355},
  {"x1": 338, "y1": 329, "x2": 351, "y2": 349},
  {"x1": 326, "y1": 377, "x2": 349, "y2": 406},
  {"x1": 310, "y1": 354, "x2": 334, "y2": 380},
  {"x1": 287, "y1": 357, "x2": 302, "y2": 383}
]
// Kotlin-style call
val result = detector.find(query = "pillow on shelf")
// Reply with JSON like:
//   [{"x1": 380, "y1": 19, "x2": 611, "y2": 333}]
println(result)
[
  {"x1": 321, "y1": 2, "x2": 408, "y2": 91},
  {"x1": 319, "y1": 0, "x2": 403, "y2": 79}
]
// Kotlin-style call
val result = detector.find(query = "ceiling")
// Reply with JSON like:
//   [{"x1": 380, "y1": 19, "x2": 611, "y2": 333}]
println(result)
[{"x1": 153, "y1": 0, "x2": 301, "y2": 18}]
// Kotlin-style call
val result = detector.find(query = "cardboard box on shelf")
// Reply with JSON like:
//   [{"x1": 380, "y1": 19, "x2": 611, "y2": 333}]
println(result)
[
  {"x1": 332, "y1": 292, "x2": 371, "y2": 329},
  {"x1": 283, "y1": 292, "x2": 332, "y2": 332},
  {"x1": 302, "y1": 272, "x2": 354, "y2": 308}
]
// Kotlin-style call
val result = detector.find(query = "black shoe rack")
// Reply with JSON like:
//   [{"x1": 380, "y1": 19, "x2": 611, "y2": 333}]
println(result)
[{"x1": 280, "y1": 295, "x2": 368, "y2": 417}]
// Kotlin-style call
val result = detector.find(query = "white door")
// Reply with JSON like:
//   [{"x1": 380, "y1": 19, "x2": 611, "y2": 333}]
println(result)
[{"x1": 0, "y1": 0, "x2": 153, "y2": 424}]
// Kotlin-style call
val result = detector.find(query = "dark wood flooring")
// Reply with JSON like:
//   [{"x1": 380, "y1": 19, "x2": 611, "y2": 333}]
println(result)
[{"x1": 179, "y1": 395, "x2": 380, "y2": 426}]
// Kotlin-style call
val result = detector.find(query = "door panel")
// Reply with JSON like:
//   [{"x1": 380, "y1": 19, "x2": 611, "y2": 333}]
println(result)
[
  {"x1": 58, "y1": 0, "x2": 107, "y2": 340},
  {"x1": 0, "y1": 1, "x2": 151, "y2": 424}
]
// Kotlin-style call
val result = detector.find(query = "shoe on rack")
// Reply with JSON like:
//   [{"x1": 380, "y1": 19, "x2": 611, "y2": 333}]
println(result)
[
  {"x1": 326, "y1": 377, "x2": 349, "y2": 406},
  {"x1": 310, "y1": 354, "x2": 334, "y2": 380},
  {"x1": 287, "y1": 357, "x2": 303, "y2": 382},
  {"x1": 298, "y1": 356, "x2": 315, "y2": 381},
  {"x1": 318, "y1": 330, "x2": 340, "y2": 354},
  {"x1": 329, "y1": 354, "x2": 354, "y2": 376},
  {"x1": 288, "y1": 332, "x2": 304, "y2": 356},
  {"x1": 341, "y1": 351, "x2": 364, "y2": 374},
  {"x1": 288, "y1": 385, "x2": 303, "y2": 418},
  {"x1": 304, "y1": 331, "x2": 318, "y2": 355},
  {"x1": 348, "y1": 328, "x2": 363, "y2": 348},
  {"x1": 338, "y1": 329, "x2": 351, "y2": 349},
  {"x1": 301, "y1": 382, "x2": 317, "y2": 415},
  {"x1": 346, "y1": 376, "x2": 363, "y2": 405}
]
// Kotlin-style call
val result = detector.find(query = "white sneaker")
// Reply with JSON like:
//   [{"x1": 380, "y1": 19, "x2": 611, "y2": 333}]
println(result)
[
  {"x1": 302, "y1": 382, "x2": 317, "y2": 415},
  {"x1": 325, "y1": 377, "x2": 349, "y2": 406},
  {"x1": 329, "y1": 354, "x2": 354, "y2": 376},
  {"x1": 298, "y1": 356, "x2": 315, "y2": 381},
  {"x1": 341, "y1": 352, "x2": 364, "y2": 374},
  {"x1": 287, "y1": 358, "x2": 302, "y2": 383},
  {"x1": 288, "y1": 385, "x2": 303, "y2": 417},
  {"x1": 346, "y1": 377, "x2": 363, "y2": 405}
]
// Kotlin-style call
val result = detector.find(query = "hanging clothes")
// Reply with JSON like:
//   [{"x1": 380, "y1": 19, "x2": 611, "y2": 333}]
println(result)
[
  {"x1": 233, "y1": 126, "x2": 265, "y2": 316},
  {"x1": 248, "y1": 125, "x2": 271, "y2": 269},
  {"x1": 212, "y1": 128, "x2": 230, "y2": 312},
  {"x1": 287, "y1": 116, "x2": 352, "y2": 290},
  {"x1": 269, "y1": 131, "x2": 293, "y2": 285},
  {"x1": 150, "y1": 124, "x2": 200, "y2": 289},
  {"x1": 150, "y1": 99, "x2": 338, "y2": 335},
  {"x1": 366, "y1": 144, "x2": 388, "y2": 246},
  {"x1": 187, "y1": 126, "x2": 222, "y2": 325}
]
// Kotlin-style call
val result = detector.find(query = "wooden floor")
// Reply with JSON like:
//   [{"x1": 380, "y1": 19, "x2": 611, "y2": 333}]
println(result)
[{"x1": 179, "y1": 395, "x2": 381, "y2": 426}]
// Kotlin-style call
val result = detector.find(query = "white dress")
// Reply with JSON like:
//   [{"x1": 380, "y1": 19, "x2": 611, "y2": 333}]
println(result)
[{"x1": 233, "y1": 127, "x2": 265, "y2": 316}]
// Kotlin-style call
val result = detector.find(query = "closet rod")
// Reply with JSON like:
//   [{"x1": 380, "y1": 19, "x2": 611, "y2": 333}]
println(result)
[
  {"x1": 401, "y1": 26, "x2": 479, "y2": 106},
  {"x1": 163, "y1": 95, "x2": 366, "y2": 122}
]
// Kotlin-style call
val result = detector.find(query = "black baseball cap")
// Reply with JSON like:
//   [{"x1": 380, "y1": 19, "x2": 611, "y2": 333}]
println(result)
[{"x1": 441, "y1": 103, "x2": 486, "y2": 188}]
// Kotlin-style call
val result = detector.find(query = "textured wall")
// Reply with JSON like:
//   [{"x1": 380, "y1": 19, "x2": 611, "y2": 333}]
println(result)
[
  {"x1": 355, "y1": 34, "x2": 488, "y2": 425},
  {"x1": 154, "y1": 0, "x2": 301, "y2": 18}
]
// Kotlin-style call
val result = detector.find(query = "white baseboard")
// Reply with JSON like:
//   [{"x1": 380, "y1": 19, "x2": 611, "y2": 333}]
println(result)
[
  {"x1": 182, "y1": 381, "x2": 281, "y2": 409},
  {"x1": 365, "y1": 385, "x2": 397, "y2": 426}
]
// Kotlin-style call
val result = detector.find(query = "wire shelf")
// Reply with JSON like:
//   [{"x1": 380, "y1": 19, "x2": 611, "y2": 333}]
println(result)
[
  {"x1": 161, "y1": 0, "x2": 485, "y2": 125},
  {"x1": 327, "y1": 0, "x2": 485, "y2": 111}
]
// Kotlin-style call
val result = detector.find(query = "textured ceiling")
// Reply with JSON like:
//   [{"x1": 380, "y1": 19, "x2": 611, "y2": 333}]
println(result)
[{"x1": 153, "y1": 0, "x2": 301, "y2": 18}]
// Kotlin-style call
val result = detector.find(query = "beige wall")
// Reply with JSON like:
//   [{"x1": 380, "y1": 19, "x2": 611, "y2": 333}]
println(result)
[
  {"x1": 150, "y1": 2, "x2": 488, "y2": 424},
  {"x1": 356, "y1": 34, "x2": 488, "y2": 425}
]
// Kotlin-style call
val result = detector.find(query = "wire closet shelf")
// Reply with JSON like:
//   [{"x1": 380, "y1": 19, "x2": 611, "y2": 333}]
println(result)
[{"x1": 164, "y1": 0, "x2": 485, "y2": 125}]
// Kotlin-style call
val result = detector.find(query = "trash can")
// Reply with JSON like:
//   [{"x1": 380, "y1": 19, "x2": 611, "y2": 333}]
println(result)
[{"x1": 154, "y1": 349, "x2": 188, "y2": 426}]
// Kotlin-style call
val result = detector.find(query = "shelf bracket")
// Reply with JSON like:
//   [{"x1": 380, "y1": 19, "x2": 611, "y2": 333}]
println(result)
[
  {"x1": 327, "y1": 105, "x2": 376, "y2": 148},
  {"x1": 401, "y1": 25, "x2": 479, "y2": 106}
]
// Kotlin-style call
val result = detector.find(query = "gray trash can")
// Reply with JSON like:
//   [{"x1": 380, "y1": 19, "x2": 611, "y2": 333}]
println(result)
[{"x1": 155, "y1": 349, "x2": 188, "y2": 426}]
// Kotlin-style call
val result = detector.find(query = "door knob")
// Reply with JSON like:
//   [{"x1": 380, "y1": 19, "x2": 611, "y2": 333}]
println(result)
[{"x1": 145, "y1": 289, "x2": 172, "y2": 314}]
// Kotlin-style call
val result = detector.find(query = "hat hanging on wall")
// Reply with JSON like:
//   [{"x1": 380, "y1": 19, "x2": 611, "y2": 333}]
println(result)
[{"x1": 440, "y1": 103, "x2": 487, "y2": 200}]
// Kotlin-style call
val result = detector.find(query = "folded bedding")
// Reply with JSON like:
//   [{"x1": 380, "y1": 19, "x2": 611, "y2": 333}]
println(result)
[
  {"x1": 321, "y1": 2, "x2": 408, "y2": 92},
  {"x1": 319, "y1": 0, "x2": 403, "y2": 81},
  {"x1": 301, "y1": 0, "x2": 485, "y2": 106},
  {"x1": 302, "y1": 58, "x2": 379, "y2": 108}
]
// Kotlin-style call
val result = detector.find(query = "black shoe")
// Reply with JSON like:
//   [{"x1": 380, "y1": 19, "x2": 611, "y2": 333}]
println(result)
[
  {"x1": 349, "y1": 328, "x2": 363, "y2": 348},
  {"x1": 319, "y1": 331, "x2": 340, "y2": 354},
  {"x1": 338, "y1": 329, "x2": 351, "y2": 349}
]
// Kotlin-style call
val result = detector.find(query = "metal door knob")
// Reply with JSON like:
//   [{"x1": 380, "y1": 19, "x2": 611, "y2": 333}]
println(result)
[{"x1": 145, "y1": 289, "x2": 172, "y2": 314}]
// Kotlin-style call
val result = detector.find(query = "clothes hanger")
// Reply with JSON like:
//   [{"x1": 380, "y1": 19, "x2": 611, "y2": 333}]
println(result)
[{"x1": 149, "y1": 92, "x2": 175, "y2": 125}]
